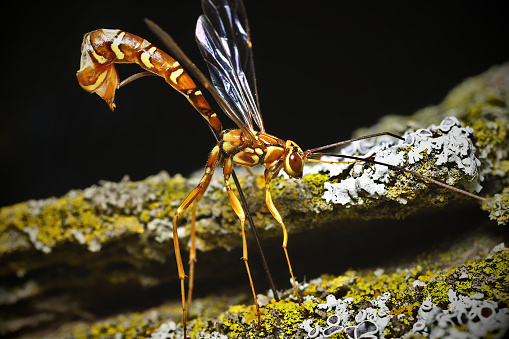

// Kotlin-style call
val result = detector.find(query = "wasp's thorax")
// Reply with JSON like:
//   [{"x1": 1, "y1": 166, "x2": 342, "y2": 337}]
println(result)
[{"x1": 218, "y1": 130, "x2": 304, "y2": 178}]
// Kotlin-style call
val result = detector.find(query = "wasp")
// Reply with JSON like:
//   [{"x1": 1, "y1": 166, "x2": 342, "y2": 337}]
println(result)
[{"x1": 77, "y1": 0, "x2": 485, "y2": 337}]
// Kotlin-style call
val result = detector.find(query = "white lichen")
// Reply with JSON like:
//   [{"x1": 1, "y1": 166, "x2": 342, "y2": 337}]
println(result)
[
  {"x1": 83, "y1": 175, "x2": 157, "y2": 214},
  {"x1": 486, "y1": 242, "x2": 506, "y2": 260},
  {"x1": 306, "y1": 117, "x2": 483, "y2": 206},
  {"x1": 70, "y1": 229, "x2": 87, "y2": 244},
  {"x1": 149, "y1": 321, "x2": 183, "y2": 339},
  {"x1": 87, "y1": 238, "x2": 102, "y2": 252},
  {"x1": 22, "y1": 224, "x2": 51, "y2": 253},
  {"x1": 147, "y1": 218, "x2": 174, "y2": 243},
  {"x1": 300, "y1": 286, "x2": 509, "y2": 339},
  {"x1": 409, "y1": 290, "x2": 509, "y2": 339},
  {"x1": 148, "y1": 320, "x2": 227, "y2": 339}
]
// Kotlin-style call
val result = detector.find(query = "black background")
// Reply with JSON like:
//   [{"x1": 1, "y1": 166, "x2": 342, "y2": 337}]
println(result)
[{"x1": 2, "y1": 1, "x2": 507, "y2": 207}]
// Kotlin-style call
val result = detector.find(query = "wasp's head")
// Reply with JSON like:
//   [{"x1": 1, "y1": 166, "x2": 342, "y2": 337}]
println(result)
[{"x1": 283, "y1": 140, "x2": 304, "y2": 178}]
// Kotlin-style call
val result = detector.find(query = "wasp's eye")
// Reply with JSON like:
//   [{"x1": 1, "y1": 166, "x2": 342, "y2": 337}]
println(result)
[{"x1": 286, "y1": 151, "x2": 303, "y2": 177}]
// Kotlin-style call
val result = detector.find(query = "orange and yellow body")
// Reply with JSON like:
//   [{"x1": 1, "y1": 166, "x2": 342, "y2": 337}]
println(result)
[
  {"x1": 77, "y1": 27, "x2": 305, "y2": 339},
  {"x1": 77, "y1": 29, "x2": 222, "y2": 133}
]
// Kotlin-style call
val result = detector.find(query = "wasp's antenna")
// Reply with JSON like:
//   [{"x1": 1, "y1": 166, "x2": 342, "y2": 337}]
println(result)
[{"x1": 305, "y1": 132, "x2": 405, "y2": 155}]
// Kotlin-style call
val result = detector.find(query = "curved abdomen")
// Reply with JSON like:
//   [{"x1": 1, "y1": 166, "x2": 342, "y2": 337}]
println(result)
[{"x1": 77, "y1": 29, "x2": 221, "y2": 133}]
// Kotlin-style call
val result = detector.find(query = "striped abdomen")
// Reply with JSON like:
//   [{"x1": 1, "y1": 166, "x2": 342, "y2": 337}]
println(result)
[{"x1": 76, "y1": 29, "x2": 221, "y2": 132}]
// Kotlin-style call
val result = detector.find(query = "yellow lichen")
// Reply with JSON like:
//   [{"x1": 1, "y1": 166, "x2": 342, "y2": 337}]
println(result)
[
  {"x1": 113, "y1": 215, "x2": 144, "y2": 234},
  {"x1": 263, "y1": 299, "x2": 308, "y2": 337},
  {"x1": 390, "y1": 301, "x2": 420, "y2": 317},
  {"x1": 255, "y1": 175, "x2": 265, "y2": 190},
  {"x1": 86, "y1": 312, "x2": 149, "y2": 339},
  {"x1": 243, "y1": 304, "x2": 266, "y2": 324},
  {"x1": 323, "y1": 271, "x2": 355, "y2": 295},
  {"x1": 417, "y1": 270, "x2": 436, "y2": 283}
]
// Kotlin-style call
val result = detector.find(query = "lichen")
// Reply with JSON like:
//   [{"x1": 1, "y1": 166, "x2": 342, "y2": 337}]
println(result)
[
  {"x1": 88, "y1": 243, "x2": 505, "y2": 339},
  {"x1": 295, "y1": 244, "x2": 509, "y2": 339},
  {"x1": 4, "y1": 184, "x2": 508, "y2": 338},
  {"x1": 0, "y1": 172, "x2": 200, "y2": 259},
  {"x1": 482, "y1": 187, "x2": 509, "y2": 225},
  {"x1": 308, "y1": 117, "x2": 483, "y2": 208}
]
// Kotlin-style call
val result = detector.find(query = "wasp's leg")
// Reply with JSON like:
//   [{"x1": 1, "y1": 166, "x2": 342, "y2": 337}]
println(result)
[
  {"x1": 264, "y1": 169, "x2": 302, "y2": 306},
  {"x1": 186, "y1": 201, "x2": 197, "y2": 317},
  {"x1": 242, "y1": 165, "x2": 255, "y2": 176},
  {"x1": 186, "y1": 166, "x2": 217, "y2": 315},
  {"x1": 223, "y1": 158, "x2": 261, "y2": 324},
  {"x1": 173, "y1": 145, "x2": 220, "y2": 338}
]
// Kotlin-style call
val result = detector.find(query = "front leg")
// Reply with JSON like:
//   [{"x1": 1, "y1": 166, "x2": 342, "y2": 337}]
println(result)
[{"x1": 264, "y1": 169, "x2": 302, "y2": 305}]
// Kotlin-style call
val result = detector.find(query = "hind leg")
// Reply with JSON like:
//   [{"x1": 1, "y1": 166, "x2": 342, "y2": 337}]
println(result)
[{"x1": 172, "y1": 145, "x2": 220, "y2": 338}]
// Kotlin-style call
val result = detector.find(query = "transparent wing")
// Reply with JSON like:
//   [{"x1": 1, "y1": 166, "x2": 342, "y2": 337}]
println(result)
[{"x1": 196, "y1": 0, "x2": 264, "y2": 132}]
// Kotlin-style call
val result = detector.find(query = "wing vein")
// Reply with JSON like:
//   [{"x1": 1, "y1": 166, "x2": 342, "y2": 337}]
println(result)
[{"x1": 196, "y1": 0, "x2": 264, "y2": 132}]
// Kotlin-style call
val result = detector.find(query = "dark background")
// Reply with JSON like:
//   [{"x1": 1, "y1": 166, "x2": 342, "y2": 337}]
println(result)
[{"x1": 2, "y1": 1, "x2": 507, "y2": 207}]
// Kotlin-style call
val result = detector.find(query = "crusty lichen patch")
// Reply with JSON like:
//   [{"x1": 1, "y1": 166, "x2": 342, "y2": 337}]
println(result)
[
  {"x1": 308, "y1": 116, "x2": 483, "y2": 209},
  {"x1": 0, "y1": 175, "x2": 157, "y2": 256},
  {"x1": 42, "y1": 243, "x2": 508, "y2": 338},
  {"x1": 212, "y1": 244, "x2": 509, "y2": 339},
  {"x1": 333, "y1": 63, "x2": 509, "y2": 225},
  {"x1": 482, "y1": 187, "x2": 509, "y2": 225}
]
